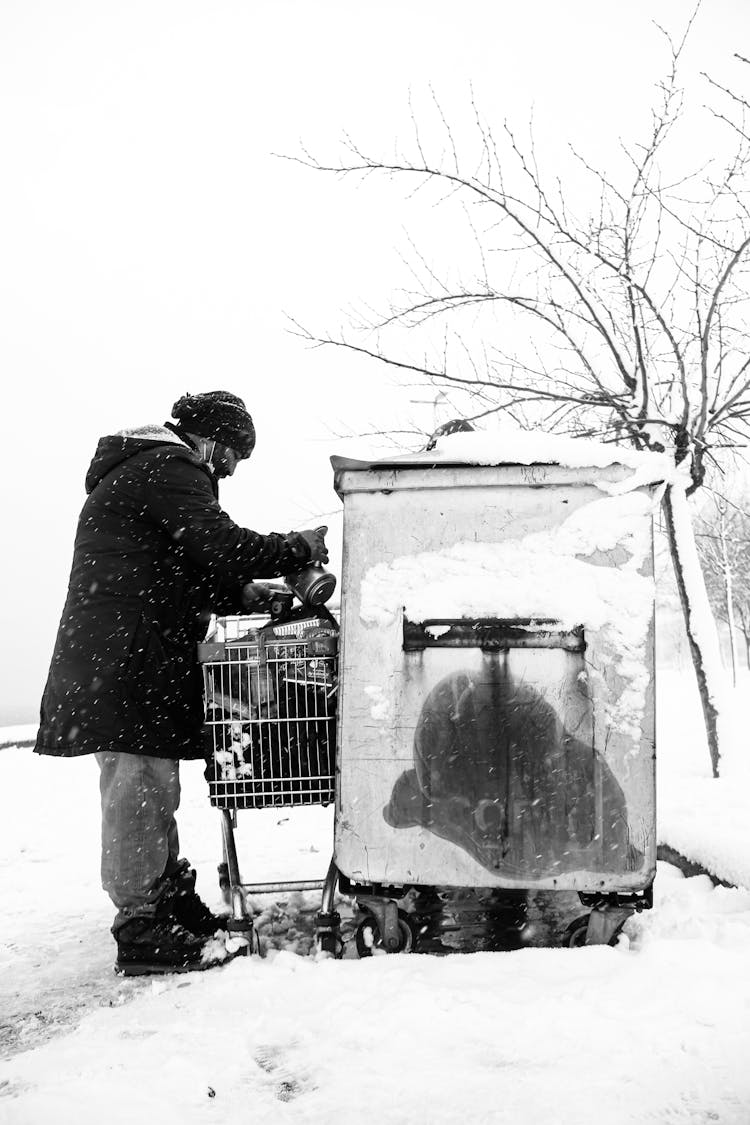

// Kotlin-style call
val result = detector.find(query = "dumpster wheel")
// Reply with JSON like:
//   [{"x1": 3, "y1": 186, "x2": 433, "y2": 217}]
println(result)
[
  {"x1": 355, "y1": 910, "x2": 415, "y2": 958},
  {"x1": 564, "y1": 913, "x2": 626, "y2": 948}
]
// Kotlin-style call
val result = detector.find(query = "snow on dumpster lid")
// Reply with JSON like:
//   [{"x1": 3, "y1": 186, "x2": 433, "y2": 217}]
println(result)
[{"x1": 331, "y1": 426, "x2": 676, "y2": 481}]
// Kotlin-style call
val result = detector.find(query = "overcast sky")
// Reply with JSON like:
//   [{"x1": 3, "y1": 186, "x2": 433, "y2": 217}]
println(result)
[{"x1": 0, "y1": 0, "x2": 746, "y2": 722}]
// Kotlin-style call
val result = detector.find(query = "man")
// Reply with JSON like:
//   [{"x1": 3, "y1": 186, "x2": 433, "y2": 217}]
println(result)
[{"x1": 35, "y1": 391, "x2": 328, "y2": 976}]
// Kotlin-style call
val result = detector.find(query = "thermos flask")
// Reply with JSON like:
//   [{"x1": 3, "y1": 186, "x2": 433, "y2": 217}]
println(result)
[{"x1": 285, "y1": 563, "x2": 337, "y2": 607}]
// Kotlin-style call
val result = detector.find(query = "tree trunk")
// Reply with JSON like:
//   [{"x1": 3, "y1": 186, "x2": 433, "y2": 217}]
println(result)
[
  {"x1": 662, "y1": 485, "x2": 722, "y2": 778},
  {"x1": 717, "y1": 505, "x2": 739, "y2": 687}
]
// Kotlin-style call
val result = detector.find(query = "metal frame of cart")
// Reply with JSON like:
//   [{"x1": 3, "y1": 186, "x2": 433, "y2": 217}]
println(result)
[{"x1": 199, "y1": 612, "x2": 340, "y2": 953}]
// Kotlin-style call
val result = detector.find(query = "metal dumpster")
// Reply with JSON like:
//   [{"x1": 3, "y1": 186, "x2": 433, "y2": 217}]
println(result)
[{"x1": 330, "y1": 452, "x2": 659, "y2": 950}]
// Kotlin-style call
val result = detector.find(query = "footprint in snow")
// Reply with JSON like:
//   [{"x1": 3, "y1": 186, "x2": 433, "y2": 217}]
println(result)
[{"x1": 253, "y1": 1043, "x2": 315, "y2": 1102}]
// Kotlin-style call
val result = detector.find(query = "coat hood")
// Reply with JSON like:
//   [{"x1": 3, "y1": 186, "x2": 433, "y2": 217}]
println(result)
[{"x1": 84, "y1": 425, "x2": 196, "y2": 493}]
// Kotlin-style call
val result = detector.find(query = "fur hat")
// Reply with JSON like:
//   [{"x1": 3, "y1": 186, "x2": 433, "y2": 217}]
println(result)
[{"x1": 171, "y1": 391, "x2": 255, "y2": 458}]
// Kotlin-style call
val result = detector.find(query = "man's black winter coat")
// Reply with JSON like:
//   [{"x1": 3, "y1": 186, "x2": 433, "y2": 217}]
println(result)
[{"x1": 35, "y1": 428, "x2": 310, "y2": 760}]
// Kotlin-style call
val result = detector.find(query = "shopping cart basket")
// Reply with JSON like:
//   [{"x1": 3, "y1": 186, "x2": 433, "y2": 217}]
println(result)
[{"x1": 199, "y1": 606, "x2": 339, "y2": 951}]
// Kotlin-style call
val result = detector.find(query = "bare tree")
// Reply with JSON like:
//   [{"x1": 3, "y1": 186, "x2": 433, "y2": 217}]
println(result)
[
  {"x1": 285, "y1": 17, "x2": 750, "y2": 777},
  {"x1": 697, "y1": 492, "x2": 750, "y2": 680},
  {"x1": 735, "y1": 589, "x2": 750, "y2": 670}
]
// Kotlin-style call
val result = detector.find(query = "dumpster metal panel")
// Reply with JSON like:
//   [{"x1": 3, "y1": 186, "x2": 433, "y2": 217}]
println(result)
[{"x1": 333, "y1": 463, "x2": 657, "y2": 891}]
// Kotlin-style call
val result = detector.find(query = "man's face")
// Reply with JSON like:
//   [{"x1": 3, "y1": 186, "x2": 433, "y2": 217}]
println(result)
[{"x1": 211, "y1": 443, "x2": 245, "y2": 479}]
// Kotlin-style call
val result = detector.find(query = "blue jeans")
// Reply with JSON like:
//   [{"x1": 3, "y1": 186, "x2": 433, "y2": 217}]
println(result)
[{"x1": 96, "y1": 752, "x2": 181, "y2": 932}]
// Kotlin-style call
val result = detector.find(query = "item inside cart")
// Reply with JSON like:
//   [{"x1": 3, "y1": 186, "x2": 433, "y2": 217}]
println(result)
[{"x1": 200, "y1": 613, "x2": 338, "y2": 809}]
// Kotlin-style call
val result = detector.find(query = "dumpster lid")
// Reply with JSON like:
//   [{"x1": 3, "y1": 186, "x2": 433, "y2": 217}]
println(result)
[{"x1": 331, "y1": 428, "x2": 675, "y2": 477}]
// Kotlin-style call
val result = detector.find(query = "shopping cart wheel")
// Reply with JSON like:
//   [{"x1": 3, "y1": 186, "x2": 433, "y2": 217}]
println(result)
[
  {"x1": 217, "y1": 863, "x2": 231, "y2": 908},
  {"x1": 355, "y1": 910, "x2": 415, "y2": 958},
  {"x1": 316, "y1": 932, "x2": 345, "y2": 958},
  {"x1": 315, "y1": 907, "x2": 344, "y2": 958},
  {"x1": 251, "y1": 927, "x2": 265, "y2": 958}
]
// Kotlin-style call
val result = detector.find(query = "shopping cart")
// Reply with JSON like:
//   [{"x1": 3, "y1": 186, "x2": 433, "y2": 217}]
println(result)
[{"x1": 198, "y1": 588, "x2": 340, "y2": 954}]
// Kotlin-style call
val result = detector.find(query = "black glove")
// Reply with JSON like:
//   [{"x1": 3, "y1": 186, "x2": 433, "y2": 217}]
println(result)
[
  {"x1": 241, "y1": 581, "x2": 274, "y2": 610},
  {"x1": 297, "y1": 525, "x2": 329, "y2": 565}
]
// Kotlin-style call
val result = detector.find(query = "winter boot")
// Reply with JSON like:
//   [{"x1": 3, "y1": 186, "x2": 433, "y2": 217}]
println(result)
[
  {"x1": 114, "y1": 914, "x2": 236, "y2": 976},
  {"x1": 165, "y1": 861, "x2": 229, "y2": 937}
]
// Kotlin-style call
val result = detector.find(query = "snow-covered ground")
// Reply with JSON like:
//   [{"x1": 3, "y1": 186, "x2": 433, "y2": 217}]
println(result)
[
  {"x1": 0, "y1": 725, "x2": 36, "y2": 750},
  {"x1": 657, "y1": 671, "x2": 750, "y2": 890},
  {"x1": 1, "y1": 668, "x2": 749, "y2": 1124}
]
